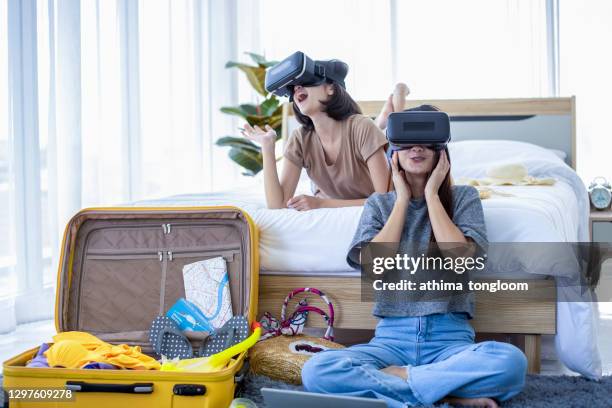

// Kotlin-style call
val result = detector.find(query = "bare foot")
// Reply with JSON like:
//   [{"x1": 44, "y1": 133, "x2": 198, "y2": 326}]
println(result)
[
  {"x1": 379, "y1": 365, "x2": 409, "y2": 380},
  {"x1": 375, "y1": 93, "x2": 394, "y2": 130},
  {"x1": 442, "y1": 396, "x2": 499, "y2": 408},
  {"x1": 392, "y1": 82, "x2": 409, "y2": 112},
  {"x1": 375, "y1": 83, "x2": 410, "y2": 130}
]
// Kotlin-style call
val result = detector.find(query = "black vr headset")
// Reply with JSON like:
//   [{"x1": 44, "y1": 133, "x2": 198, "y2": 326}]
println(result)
[
  {"x1": 264, "y1": 51, "x2": 349, "y2": 99},
  {"x1": 386, "y1": 111, "x2": 451, "y2": 155}
]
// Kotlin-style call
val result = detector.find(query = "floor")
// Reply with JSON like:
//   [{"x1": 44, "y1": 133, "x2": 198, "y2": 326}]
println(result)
[{"x1": 1, "y1": 303, "x2": 611, "y2": 376}]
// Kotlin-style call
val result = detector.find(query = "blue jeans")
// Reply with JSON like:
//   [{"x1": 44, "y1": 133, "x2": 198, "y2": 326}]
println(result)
[{"x1": 302, "y1": 313, "x2": 527, "y2": 408}]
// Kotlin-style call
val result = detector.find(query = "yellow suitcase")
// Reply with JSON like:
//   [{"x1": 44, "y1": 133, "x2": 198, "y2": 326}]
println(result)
[{"x1": 2, "y1": 206, "x2": 259, "y2": 408}]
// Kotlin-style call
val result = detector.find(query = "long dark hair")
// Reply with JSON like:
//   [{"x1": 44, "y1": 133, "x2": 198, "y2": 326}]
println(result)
[
  {"x1": 292, "y1": 82, "x2": 362, "y2": 132},
  {"x1": 388, "y1": 104, "x2": 454, "y2": 221}
]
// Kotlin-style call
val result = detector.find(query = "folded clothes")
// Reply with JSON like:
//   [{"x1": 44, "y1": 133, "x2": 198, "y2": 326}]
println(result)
[
  {"x1": 26, "y1": 343, "x2": 50, "y2": 368},
  {"x1": 81, "y1": 362, "x2": 117, "y2": 370},
  {"x1": 44, "y1": 331, "x2": 160, "y2": 370}
]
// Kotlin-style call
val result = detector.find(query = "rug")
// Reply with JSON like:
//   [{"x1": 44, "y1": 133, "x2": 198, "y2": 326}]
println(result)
[
  {"x1": 1, "y1": 374, "x2": 611, "y2": 407},
  {"x1": 238, "y1": 373, "x2": 612, "y2": 408}
]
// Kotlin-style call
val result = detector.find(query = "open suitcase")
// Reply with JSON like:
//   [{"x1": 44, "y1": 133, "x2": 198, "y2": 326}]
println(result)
[{"x1": 2, "y1": 206, "x2": 259, "y2": 408}]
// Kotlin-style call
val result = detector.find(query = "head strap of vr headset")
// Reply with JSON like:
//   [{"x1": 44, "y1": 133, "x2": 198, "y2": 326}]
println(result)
[{"x1": 314, "y1": 59, "x2": 347, "y2": 89}]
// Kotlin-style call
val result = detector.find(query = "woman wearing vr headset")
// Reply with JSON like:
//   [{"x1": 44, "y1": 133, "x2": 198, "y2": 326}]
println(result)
[
  {"x1": 302, "y1": 107, "x2": 526, "y2": 408},
  {"x1": 241, "y1": 52, "x2": 390, "y2": 210}
]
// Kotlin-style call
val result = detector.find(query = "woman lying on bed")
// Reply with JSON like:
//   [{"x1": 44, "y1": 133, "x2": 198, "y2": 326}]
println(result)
[
  {"x1": 241, "y1": 60, "x2": 390, "y2": 211},
  {"x1": 301, "y1": 106, "x2": 527, "y2": 408}
]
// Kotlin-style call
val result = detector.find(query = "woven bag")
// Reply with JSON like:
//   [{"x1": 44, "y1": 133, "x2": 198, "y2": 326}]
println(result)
[{"x1": 249, "y1": 288, "x2": 344, "y2": 384}]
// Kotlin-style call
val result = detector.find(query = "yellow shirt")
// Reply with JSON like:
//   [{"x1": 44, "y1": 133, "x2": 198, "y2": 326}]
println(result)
[{"x1": 45, "y1": 331, "x2": 160, "y2": 370}]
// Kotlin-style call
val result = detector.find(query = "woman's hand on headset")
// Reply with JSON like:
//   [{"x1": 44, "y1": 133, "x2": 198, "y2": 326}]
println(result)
[
  {"x1": 425, "y1": 150, "x2": 450, "y2": 200},
  {"x1": 241, "y1": 123, "x2": 277, "y2": 149},
  {"x1": 391, "y1": 152, "x2": 412, "y2": 203}
]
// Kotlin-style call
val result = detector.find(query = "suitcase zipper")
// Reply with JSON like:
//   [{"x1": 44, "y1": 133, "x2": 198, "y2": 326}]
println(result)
[
  {"x1": 160, "y1": 250, "x2": 168, "y2": 315},
  {"x1": 166, "y1": 248, "x2": 240, "y2": 262}
]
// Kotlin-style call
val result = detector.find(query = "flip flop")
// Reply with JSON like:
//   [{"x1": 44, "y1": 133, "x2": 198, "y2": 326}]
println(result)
[
  {"x1": 149, "y1": 315, "x2": 193, "y2": 359},
  {"x1": 199, "y1": 316, "x2": 249, "y2": 357}
]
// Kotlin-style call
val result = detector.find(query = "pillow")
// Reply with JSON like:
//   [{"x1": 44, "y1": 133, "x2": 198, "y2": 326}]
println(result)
[
  {"x1": 449, "y1": 140, "x2": 564, "y2": 169},
  {"x1": 548, "y1": 148, "x2": 568, "y2": 161}
]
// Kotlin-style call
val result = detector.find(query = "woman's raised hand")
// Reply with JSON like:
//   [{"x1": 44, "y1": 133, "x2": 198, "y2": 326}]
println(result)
[
  {"x1": 425, "y1": 150, "x2": 450, "y2": 200},
  {"x1": 241, "y1": 123, "x2": 277, "y2": 149},
  {"x1": 391, "y1": 152, "x2": 412, "y2": 203}
]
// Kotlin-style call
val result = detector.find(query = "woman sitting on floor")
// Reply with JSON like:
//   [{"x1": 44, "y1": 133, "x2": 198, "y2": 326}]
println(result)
[{"x1": 301, "y1": 106, "x2": 527, "y2": 408}]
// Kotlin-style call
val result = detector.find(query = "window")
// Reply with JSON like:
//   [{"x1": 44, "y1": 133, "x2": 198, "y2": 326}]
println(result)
[
  {"x1": 256, "y1": 0, "x2": 549, "y2": 100},
  {"x1": 257, "y1": 0, "x2": 393, "y2": 100},
  {"x1": 138, "y1": 0, "x2": 206, "y2": 199},
  {"x1": 559, "y1": 0, "x2": 612, "y2": 181},
  {"x1": 395, "y1": 0, "x2": 549, "y2": 99}
]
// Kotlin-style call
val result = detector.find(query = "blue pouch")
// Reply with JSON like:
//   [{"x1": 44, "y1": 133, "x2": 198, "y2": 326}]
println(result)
[{"x1": 166, "y1": 298, "x2": 214, "y2": 332}]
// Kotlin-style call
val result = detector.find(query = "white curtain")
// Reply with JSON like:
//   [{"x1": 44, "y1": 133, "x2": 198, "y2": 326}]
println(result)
[
  {"x1": 394, "y1": 0, "x2": 550, "y2": 99},
  {"x1": 252, "y1": 0, "x2": 550, "y2": 100},
  {"x1": 559, "y1": 0, "x2": 612, "y2": 182},
  {"x1": 0, "y1": 0, "x2": 242, "y2": 331}
]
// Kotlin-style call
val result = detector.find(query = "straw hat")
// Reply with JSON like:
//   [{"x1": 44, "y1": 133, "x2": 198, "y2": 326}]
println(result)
[{"x1": 249, "y1": 335, "x2": 344, "y2": 385}]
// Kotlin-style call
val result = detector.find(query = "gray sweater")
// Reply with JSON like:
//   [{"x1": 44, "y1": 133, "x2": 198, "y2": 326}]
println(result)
[{"x1": 347, "y1": 185, "x2": 488, "y2": 318}]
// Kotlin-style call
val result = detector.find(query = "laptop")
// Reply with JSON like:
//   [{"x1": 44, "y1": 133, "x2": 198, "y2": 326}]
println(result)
[{"x1": 261, "y1": 388, "x2": 388, "y2": 408}]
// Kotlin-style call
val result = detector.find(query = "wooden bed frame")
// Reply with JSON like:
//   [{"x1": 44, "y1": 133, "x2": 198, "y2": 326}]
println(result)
[{"x1": 259, "y1": 97, "x2": 577, "y2": 374}]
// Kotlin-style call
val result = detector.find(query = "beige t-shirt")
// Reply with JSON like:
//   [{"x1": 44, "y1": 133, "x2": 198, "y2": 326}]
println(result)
[{"x1": 283, "y1": 114, "x2": 388, "y2": 199}]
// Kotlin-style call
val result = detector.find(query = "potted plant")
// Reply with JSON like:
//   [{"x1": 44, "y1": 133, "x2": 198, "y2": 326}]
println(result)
[{"x1": 216, "y1": 52, "x2": 282, "y2": 176}]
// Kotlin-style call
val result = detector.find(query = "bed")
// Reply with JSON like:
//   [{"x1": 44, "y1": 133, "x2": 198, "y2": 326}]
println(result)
[{"x1": 131, "y1": 97, "x2": 602, "y2": 379}]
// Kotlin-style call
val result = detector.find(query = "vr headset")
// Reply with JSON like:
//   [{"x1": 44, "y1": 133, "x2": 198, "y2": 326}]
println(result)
[
  {"x1": 386, "y1": 111, "x2": 451, "y2": 153},
  {"x1": 264, "y1": 51, "x2": 348, "y2": 99}
]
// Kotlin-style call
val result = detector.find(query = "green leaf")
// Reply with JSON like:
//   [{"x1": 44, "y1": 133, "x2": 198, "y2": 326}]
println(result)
[
  {"x1": 245, "y1": 113, "x2": 283, "y2": 130},
  {"x1": 260, "y1": 61, "x2": 278, "y2": 68},
  {"x1": 215, "y1": 136, "x2": 261, "y2": 153},
  {"x1": 245, "y1": 52, "x2": 278, "y2": 68},
  {"x1": 219, "y1": 104, "x2": 259, "y2": 118},
  {"x1": 220, "y1": 52, "x2": 284, "y2": 175},
  {"x1": 228, "y1": 147, "x2": 263, "y2": 176},
  {"x1": 239, "y1": 104, "x2": 259, "y2": 115},
  {"x1": 238, "y1": 65, "x2": 267, "y2": 97},
  {"x1": 224, "y1": 62, "x2": 267, "y2": 96},
  {"x1": 245, "y1": 52, "x2": 267, "y2": 66},
  {"x1": 220, "y1": 107, "x2": 249, "y2": 119},
  {"x1": 259, "y1": 97, "x2": 280, "y2": 117},
  {"x1": 225, "y1": 60, "x2": 251, "y2": 68}
]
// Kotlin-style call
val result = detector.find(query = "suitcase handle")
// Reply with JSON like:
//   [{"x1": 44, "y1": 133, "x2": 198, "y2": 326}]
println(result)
[{"x1": 65, "y1": 381, "x2": 154, "y2": 394}]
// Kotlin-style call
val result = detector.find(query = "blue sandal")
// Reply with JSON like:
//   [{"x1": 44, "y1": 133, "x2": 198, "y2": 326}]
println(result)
[
  {"x1": 199, "y1": 316, "x2": 249, "y2": 357},
  {"x1": 149, "y1": 316, "x2": 193, "y2": 359}
]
